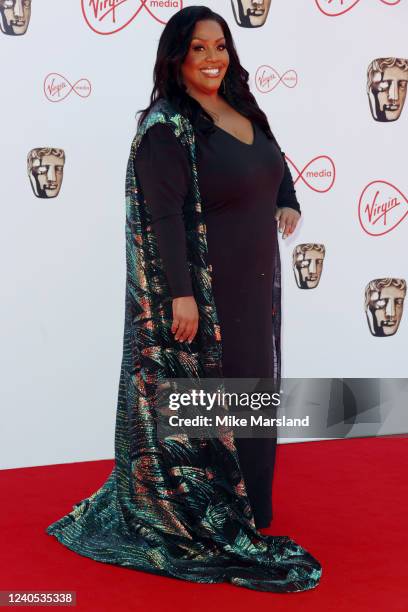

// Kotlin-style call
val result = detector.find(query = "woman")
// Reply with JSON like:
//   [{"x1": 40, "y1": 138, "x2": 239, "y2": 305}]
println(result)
[
  {"x1": 46, "y1": 6, "x2": 322, "y2": 593},
  {"x1": 134, "y1": 8, "x2": 301, "y2": 533}
]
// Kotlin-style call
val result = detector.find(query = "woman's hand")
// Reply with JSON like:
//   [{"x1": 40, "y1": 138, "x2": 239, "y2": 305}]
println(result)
[
  {"x1": 275, "y1": 207, "x2": 301, "y2": 239},
  {"x1": 171, "y1": 296, "x2": 199, "y2": 344}
]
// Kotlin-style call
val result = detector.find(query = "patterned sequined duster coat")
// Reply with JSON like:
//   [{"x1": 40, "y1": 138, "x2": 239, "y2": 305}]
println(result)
[{"x1": 46, "y1": 97, "x2": 322, "y2": 593}]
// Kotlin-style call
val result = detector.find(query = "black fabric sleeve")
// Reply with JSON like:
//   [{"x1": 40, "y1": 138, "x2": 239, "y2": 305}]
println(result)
[
  {"x1": 133, "y1": 123, "x2": 194, "y2": 298},
  {"x1": 276, "y1": 151, "x2": 302, "y2": 214}
]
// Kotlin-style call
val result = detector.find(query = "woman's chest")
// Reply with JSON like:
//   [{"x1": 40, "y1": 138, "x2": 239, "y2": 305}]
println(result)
[{"x1": 195, "y1": 125, "x2": 285, "y2": 208}]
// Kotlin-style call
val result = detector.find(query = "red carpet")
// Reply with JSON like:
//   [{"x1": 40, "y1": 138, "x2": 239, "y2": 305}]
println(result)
[{"x1": 1, "y1": 436, "x2": 406, "y2": 611}]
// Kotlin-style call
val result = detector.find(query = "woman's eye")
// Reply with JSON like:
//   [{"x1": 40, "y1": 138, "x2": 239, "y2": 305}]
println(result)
[{"x1": 192, "y1": 44, "x2": 226, "y2": 51}]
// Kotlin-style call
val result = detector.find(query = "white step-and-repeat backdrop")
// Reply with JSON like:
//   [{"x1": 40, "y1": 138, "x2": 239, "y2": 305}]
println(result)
[{"x1": 1, "y1": 1, "x2": 407, "y2": 468}]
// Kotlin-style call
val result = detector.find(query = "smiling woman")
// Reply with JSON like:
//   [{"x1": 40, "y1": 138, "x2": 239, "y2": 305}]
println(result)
[
  {"x1": 182, "y1": 27, "x2": 228, "y2": 85},
  {"x1": 179, "y1": 22, "x2": 258, "y2": 146},
  {"x1": 46, "y1": 4, "x2": 320, "y2": 594}
]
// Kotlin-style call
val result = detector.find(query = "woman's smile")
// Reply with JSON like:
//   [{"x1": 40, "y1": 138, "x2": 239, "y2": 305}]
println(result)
[{"x1": 200, "y1": 67, "x2": 222, "y2": 78}]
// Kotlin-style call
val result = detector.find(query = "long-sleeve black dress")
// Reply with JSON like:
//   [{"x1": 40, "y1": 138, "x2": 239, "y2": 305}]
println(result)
[{"x1": 134, "y1": 109, "x2": 301, "y2": 529}]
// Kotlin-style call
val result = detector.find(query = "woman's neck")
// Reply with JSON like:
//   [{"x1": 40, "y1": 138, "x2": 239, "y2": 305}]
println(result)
[{"x1": 186, "y1": 90, "x2": 229, "y2": 120}]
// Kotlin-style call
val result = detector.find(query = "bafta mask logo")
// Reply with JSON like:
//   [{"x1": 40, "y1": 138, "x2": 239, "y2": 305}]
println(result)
[
  {"x1": 367, "y1": 58, "x2": 408, "y2": 122},
  {"x1": 364, "y1": 278, "x2": 406, "y2": 337},
  {"x1": 293, "y1": 243, "x2": 325, "y2": 289},
  {"x1": 0, "y1": 0, "x2": 31, "y2": 36},
  {"x1": 27, "y1": 148, "x2": 65, "y2": 199},
  {"x1": 230, "y1": 0, "x2": 271, "y2": 28}
]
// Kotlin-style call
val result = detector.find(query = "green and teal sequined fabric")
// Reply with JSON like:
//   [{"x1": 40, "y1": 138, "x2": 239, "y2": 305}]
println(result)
[{"x1": 46, "y1": 98, "x2": 322, "y2": 592}]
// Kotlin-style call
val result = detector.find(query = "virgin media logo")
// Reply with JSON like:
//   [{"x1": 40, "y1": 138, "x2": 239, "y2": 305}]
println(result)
[
  {"x1": 315, "y1": 0, "x2": 400, "y2": 17},
  {"x1": 43, "y1": 73, "x2": 92, "y2": 102},
  {"x1": 255, "y1": 65, "x2": 298, "y2": 93},
  {"x1": 286, "y1": 154, "x2": 336, "y2": 193},
  {"x1": 81, "y1": 0, "x2": 183, "y2": 35},
  {"x1": 358, "y1": 180, "x2": 408, "y2": 236}
]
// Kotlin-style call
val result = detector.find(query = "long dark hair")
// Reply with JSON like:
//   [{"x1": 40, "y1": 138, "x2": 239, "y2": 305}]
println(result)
[{"x1": 136, "y1": 5, "x2": 275, "y2": 140}]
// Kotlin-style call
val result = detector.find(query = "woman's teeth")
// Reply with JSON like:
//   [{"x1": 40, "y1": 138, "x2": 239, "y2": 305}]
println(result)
[{"x1": 200, "y1": 68, "x2": 220, "y2": 77}]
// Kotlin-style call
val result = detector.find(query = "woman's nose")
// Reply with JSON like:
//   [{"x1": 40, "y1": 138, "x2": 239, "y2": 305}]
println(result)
[{"x1": 205, "y1": 48, "x2": 218, "y2": 61}]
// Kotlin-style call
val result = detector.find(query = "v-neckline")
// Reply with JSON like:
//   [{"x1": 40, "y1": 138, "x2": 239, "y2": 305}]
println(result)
[
  {"x1": 200, "y1": 112, "x2": 256, "y2": 147},
  {"x1": 213, "y1": 120, "x2": 256, "y2": 147}
]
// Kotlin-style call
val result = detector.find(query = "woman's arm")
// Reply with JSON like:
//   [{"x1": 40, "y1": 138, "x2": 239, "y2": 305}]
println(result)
[
  {"x1": 133, "y1": 123, "x2": 194, "y2": 298},
  {"x1": 276, "y1": 151, "x2": 301, "y2": 214}
]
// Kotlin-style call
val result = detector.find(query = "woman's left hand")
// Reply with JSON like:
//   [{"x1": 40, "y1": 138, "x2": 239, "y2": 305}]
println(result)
[{"x1": 275, "y1": 207, "x2": 301, "y2": 239}]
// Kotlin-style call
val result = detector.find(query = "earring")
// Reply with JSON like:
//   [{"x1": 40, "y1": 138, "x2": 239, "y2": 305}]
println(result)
[{"x1": 222, "y1": 78, "x2": 226, "y2": 94}]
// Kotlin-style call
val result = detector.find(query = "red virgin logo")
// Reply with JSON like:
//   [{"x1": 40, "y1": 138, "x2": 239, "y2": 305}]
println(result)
[
  {"x1": 315, "y1": 0, "x2": 400, "y2": 17},
  {"x1": 43, "y1": 73, "x2": 92, "y2": 102},
  {"x1": 254, "y1": 65, "x2": 298, "y2": 93},
  {"x1": 285, "y1": 154, "x2": 336, "y2": 193},
  {"x1": 358, "y1": 180, "x2": 408, "y2": 236},
  {"x1": 81, "y1": 0, "x2": 183, "y2": 35}
]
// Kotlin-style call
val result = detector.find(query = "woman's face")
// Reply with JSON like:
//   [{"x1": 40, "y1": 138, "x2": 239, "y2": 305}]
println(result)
[{"x1": 180, "y1": 19, "x2": 229, "y2": 96}]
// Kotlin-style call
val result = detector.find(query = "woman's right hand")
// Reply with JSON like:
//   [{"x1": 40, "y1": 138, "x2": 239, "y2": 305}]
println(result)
[{"x1": 171, "y1": 296, "x2": 199, "y2": 344}]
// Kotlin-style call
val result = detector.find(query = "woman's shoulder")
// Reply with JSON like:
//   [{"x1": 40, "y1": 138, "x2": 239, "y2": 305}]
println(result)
[
  {"x1": 139, "y1": 121, "x2": 183, "y2": 149},
  {"x1": 141, "y1": 98, "x2": 188, "y2": 134},
  {"x1": 134, "y1": 113, "x2": 190, "y2": 175},
  {"x1": 148, "y1": 97, "x2": 176, "y2": 118}
]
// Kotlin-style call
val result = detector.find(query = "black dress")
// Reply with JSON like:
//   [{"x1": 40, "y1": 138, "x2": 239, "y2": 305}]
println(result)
[{"x1": 134, "y1": 110, "x2": 301, "y2": 528}]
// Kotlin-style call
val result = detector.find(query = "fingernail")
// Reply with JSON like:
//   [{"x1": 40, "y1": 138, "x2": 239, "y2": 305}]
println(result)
[{"x1": 278, "y1": 227, "x2": 283, "y2": 232}]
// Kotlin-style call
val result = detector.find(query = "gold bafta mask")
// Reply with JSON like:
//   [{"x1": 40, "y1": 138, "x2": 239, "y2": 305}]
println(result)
[
  {"x1": 0, "y1": 0, "x2": 31, "y2": 36},
  {"x1": 364, "y1": 278, "x2": 406, "y2": 337},
  {"x1": 27, "y1": 148, "x2": 66, "y2": 199},
  {"x1": 292, "y1": 244, "x2": 325, "y2": 289},
  {"x1": 230, "y1": 0, "x2": 271, "y2": 28},
  {"x1": 367, "y1": 58, "x2": 408, "y2": 122}
]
